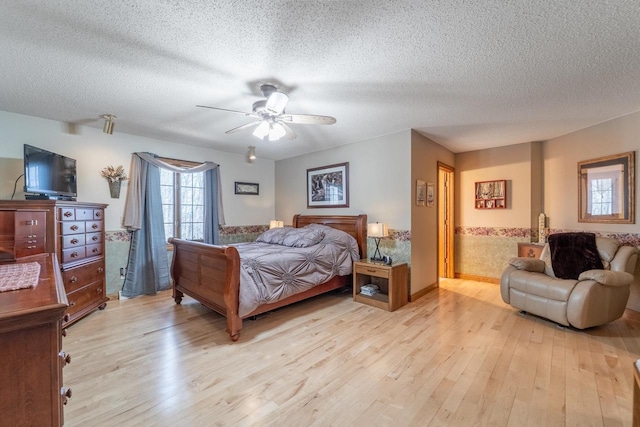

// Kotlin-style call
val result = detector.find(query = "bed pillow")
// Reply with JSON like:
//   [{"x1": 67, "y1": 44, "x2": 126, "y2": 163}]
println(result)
[
  {"x1": 304, "y1": 224, "x2": 360, "y2": 260},
  {"x1": 256, "y1": 227, "x2": 325, "y2": 248}
]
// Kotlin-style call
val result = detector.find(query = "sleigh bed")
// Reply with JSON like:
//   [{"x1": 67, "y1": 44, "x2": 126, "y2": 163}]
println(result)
[{"x1": 169, "y1": 214, "x2": 367, "y2": 341}]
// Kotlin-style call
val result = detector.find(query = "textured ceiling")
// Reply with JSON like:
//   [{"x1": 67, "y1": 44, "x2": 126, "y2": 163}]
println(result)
[{"x1": 2, "y1": 1, "x2": 640, "y2": 160}]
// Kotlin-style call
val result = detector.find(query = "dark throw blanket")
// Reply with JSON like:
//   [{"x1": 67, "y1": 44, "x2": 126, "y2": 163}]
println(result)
[{"x1": 548, "y1": 232, "x2": 603, "y2": 280}]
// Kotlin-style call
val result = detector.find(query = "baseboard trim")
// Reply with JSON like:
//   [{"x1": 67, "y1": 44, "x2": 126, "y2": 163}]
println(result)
[
  {"x1": 454, "y1": 273, "x2": 500, "y2": 284},
  {"x1": 410, "y1": 282, "x2": 438, "y2": 302}
]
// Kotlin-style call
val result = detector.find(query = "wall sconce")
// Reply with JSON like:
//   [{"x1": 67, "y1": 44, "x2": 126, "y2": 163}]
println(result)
[
  {"x1": 101, "y1": 114, "x2": 116, "y2": 134},
  {"x1": 367, "y1": 222, "x2": 388, "y2": 262},
  {"x1": 269, "y1": 220, "x2": 284, "y2": 229}
]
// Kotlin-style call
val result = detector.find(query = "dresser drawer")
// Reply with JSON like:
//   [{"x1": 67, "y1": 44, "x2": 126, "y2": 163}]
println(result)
[
  {"x1": 66, "y1": 280, "x2": 105, "y2": 318},
  {"x1": 62, "y1": 234, "x2": 86, "y2": 248},
  {"x1": 14, "y1": 237, "x2": 46, "y2": 258},
  {"x1": 60, "y1": 221, "x2": 86, "y2": 235},
  {"x1": 354, "y1": 263, "x2": 390, "y2": 279},
  {"x1": 74, "y1": 209, "x2": 94, "y2": 221},
  {"x1": 86, "y1": 232, "x2": 102, "y2": 244},
  {"x1": 62, "y1": 260, "x2": 105, "y2": 293},
  {"x1": 86, "y1": 221, "x2": 103, "y2": 233},
  {"x1": 86, "y1": 243, "x2": 102, "y2": 257},
  {"x1": 59, "y1": 207, "x2": 75, "y2": 221},
  {"x1": 62, "y1": 246, "x2": 86, "y2": 263},
  {"x1": 14, "y1": 211, "x2": 46, "y2": 238}
]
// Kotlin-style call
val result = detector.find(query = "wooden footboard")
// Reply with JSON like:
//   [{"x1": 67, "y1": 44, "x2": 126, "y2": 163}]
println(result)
[
  {"x1": 168, "y1": 238, "x2": 242, "y2": 341},
  {"x1": 169, "y1": 214, "x2": 367, "y2": 341}
]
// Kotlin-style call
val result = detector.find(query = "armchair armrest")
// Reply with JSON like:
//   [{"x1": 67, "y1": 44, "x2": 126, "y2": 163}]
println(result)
[
  {"x1": 578, "y1": 269, "x2": 634, "y2": 287},
  {"x1": 508, "y1": 257, "x2": 545, "y2": 273}
]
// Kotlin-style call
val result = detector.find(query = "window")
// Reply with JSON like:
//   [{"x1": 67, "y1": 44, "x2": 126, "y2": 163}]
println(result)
[{"x1": 160, "y1": 162, "x2": 205, "y2": 241}]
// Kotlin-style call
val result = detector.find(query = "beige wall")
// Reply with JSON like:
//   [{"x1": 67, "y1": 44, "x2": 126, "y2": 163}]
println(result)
[
  {"x1": 275, "y1": 130, "x2": 412, "y2": 228},
  {"x1": 456, "y1": 142, "x2": 541, "y2": 229},
  {"x1": 0, "y1": 110, "x2": 275, "y2": 230},
  {"x1": 410, "y1": 131, "x2": 455, "y2": 295},
  {"x1": 544, "y1": 111, "x2": 639, "y2": 233}
]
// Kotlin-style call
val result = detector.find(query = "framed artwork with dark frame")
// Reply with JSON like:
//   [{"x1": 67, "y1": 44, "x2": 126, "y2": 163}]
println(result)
[
  {"x1": 234, "y1": 181, "x2": 259, "y2": 195},
  {"x1": 578, "y1": 151, "x2": 635, "y2": 224},
  {"x1": 307, "y1": 162, "x2": 349, "y2": 208}
]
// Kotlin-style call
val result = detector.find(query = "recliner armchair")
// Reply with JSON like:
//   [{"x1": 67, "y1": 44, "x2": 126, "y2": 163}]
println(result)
[{"x1": 501, "y1": 236, "x2": 638, "y2": 329}]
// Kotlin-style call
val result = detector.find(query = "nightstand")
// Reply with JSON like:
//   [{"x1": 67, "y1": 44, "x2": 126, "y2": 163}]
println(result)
[
  {"x1": 353, "y1": 260, "x2": 408, "y2": 311},
  {"x1": 517, "y1": 242, "x2": 544, "y2": 258}
]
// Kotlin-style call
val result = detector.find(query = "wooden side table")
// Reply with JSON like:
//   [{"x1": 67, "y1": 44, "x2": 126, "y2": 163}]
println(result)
[
  {"x1": 353, "y1": 260, "x2": 408, "y2": 311},
  {"x1": 517, "y1": 242, "x2": 544, "y2": 258}
]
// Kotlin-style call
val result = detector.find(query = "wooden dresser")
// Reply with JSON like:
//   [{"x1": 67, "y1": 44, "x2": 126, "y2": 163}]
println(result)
[
  {"x1": 0, "y1": 208, "x2": 46, "y2": 261},
  {"x1": 0, "y1": 200, "x2": 108, "y2": 327},
  {"x1": 0, "y1": 253, "x2": 70, "y2": 426}
]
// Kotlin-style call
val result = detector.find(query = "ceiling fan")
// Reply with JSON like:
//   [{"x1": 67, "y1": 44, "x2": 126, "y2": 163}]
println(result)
[{"x1": 197, "y1": 84, "x2": 336, "y2": 141}]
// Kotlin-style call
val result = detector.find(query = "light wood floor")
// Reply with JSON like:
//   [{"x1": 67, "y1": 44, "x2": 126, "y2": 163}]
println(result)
[{"x1": 63, "y1": 279, "x2": 640, "y2": 426}]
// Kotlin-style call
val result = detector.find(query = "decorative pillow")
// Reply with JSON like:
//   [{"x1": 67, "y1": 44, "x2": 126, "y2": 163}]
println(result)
[
  {"x1": 255, "y1": 227, "x2": 289, "y2": 245},
  {"x1": 256, "y1": 227, "x2": 325, "y2": 248},
  {"x1": 281, "y1": 228, "x2": 325, "y2": 248},
  {"x1": 548, "y1": 232, "x2": 603, "y2": 280}
]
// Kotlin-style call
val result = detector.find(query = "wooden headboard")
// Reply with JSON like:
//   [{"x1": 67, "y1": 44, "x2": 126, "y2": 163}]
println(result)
[{"x1": 292, "y1": 214, "x2": 367, "y2": 260}]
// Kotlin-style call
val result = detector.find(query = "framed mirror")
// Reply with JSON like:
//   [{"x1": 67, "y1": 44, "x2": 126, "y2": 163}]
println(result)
[{"x1": 578, "y1": 151, "x2": 635, "y2": 223}]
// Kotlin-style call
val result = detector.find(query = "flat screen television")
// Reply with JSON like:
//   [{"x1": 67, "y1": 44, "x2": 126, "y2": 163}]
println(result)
[{"x1": 23, "y1": 144, "x2": 77, "y2": 200}]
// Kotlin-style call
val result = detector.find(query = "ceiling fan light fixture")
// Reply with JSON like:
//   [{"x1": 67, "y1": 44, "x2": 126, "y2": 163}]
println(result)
[
  {"x1": 268, "y1": 123, "x2": 286, "y2": 141},
  {"x1": 265, "y1": 91, "x2": 289, "y2": 115},
  {"x1": 252, "y1": 121, "x2": 270, "y2": 139}
]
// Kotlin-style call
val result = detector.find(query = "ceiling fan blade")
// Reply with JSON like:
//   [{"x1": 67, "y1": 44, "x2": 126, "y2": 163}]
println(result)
[
  {"x1": 225, "y1": 121, "x2": 261, "y2": 134},
  {"x1": 278, "y1": 122, "x2": 297, "y2": 140},
  {"x1": 196, "y1": 105, "x2": 253, "y2": 116},
  {"x1": 279, "y1": 114, "x2": 336, "y2": 125}
]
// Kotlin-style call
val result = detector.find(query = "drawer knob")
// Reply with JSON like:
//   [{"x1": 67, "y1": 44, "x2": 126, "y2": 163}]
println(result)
[
  {"x1": 70, "y1": 276, "x2": 78, "y2": 283},
  {"x1": 61, "y1": 387, "x2": 72, "y2": 404},
  {"x1": 92, "y1": 236, "x2": 99, "y2": 241},
  {"x1": 59, "y1": 351, "x2": 72, "y2": 365},
  {"x1": 27, "y1": 245, "x2": 35, "y2": 249},
  {"x1": 97, "y1": 288, "x2": 102, "y2": 294},
  {"x1": 64, "y1": 211, "x2": 73, "y2": 217},
  {"x1": 92, "y1": 248, "x2": 99, "y2": 253},
  {"x1": 71, "y1": 252, "x2": 79, "y2": 258},
  {"x1": 92, "y1": 224, "x2": 99, "y2": 229},
  {"x1": 97, "y1": 267, "x2": 104, "y2": 274},
  {"x1": 62, "y1": 329, "x2": 67, "y2": 337},
  {"x1": 69, "y1": 301, "x2": 76, "y2": 307},
  {"x1": 70, "y1": 225, "x2": 79, "y2": 231},
  {"x1": 63, "y1": 314, "x2": 70, "y2": 322},
  {"x1": 71, "y1": 238, "x2": 79, "y2": 244},
  {"x1": 95, "y1": 212, "x2": 102, "y2": 217}
]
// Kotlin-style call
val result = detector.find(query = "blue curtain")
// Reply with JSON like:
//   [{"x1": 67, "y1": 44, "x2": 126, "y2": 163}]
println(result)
[
  {"x1": 122, "y1": 152, "x2": 224, "y2": 297},
  {"x1": 204, "y1": 168, "x2": 220, "y2": 245},
  {"x1": 121, "y1": 157, "x2": 170, "y2": 297}
]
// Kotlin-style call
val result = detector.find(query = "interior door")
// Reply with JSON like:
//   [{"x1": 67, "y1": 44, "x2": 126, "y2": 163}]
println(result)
[{"x1": 438, "y1": 163, "x2": 455, "y2": 278}]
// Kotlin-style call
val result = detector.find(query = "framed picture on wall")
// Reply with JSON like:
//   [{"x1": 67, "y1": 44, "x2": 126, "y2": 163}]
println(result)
[
  {"x1": 234, "y1": 181, "x2": 259, "y2": 195},
  {"x1": 475, "y1": 180, "x2": 506, "y2": 209},
  {"x1": 307, "y1": 162, "x2": 349, "y2": 208},
  {"x1": 427, "y1": 182, "x2": 435, "y2": 207},
  {"x1": 416, "y1": 180, "x2": 426, "y2": 206}
]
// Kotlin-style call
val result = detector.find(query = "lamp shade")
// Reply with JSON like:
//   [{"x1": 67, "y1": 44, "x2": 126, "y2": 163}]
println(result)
[
  {"x1": 269, "y1": 220, "x2": 284, "y2": 229},
  {"x1": 367, "y1": 222, "x2": 388, "y2": 238}
]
